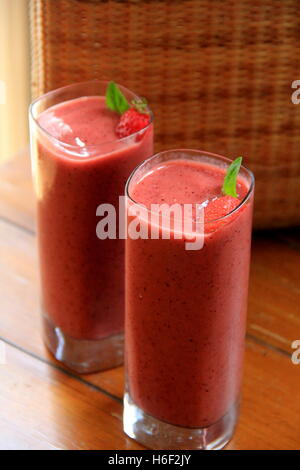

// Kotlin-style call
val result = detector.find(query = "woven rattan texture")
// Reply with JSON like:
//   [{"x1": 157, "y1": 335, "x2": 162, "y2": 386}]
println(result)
[{"x1": 30, "y1": 0, "x2": 300, "y2": 228}]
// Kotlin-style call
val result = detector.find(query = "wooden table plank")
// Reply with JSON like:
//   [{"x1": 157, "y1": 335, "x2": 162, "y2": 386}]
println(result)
[
  {"x1": 0, "y1": 342, "x2": 144, "y2": 450},
  {"x1": 1, "y1": 326, "x2": 299, "y2": 449},
  {"x1": 248, "y1": 233, "x2": 300, "y2": 353},
  {"x1": 229, "y1": 339, "x2": 300, "y2": 450},
  {"x1": 0, "y1": 150, "x2": 34, "y2": 232}
]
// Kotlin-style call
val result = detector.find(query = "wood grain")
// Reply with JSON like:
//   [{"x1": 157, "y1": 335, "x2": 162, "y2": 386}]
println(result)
[
  {"x1": 228, "y1": 339, "x2": 300, "y2": 450},
  {"x1": 1, "y1": 325, "x2": 299, "y2": 449},
  {"x1": 248, "y1": 233, "x2": 300, "y2": 353},
  {"x1": 0, "y1": 342, "x2": 143, "y2": 450},
  {"x1": 0, "y1": 150, "x2": 34, "y2": 231}
]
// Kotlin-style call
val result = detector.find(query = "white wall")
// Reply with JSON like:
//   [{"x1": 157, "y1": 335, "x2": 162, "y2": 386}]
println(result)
[{"x1": 0, "y1": 0, "x2": 30, "y2": 163}]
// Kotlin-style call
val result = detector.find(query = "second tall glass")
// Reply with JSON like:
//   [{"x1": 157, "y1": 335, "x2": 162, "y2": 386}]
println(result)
[{"x1": 29, "y1": 80, "x2": 153, "y2": 373}]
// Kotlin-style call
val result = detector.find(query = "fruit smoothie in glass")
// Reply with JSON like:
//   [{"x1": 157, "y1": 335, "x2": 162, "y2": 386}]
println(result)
[
  {"x1": 29, "y1": 80, "x2": 153, "y2": 373},
  {"x1": 124, "y1": 149, "x2": 254, "y2": 449}
]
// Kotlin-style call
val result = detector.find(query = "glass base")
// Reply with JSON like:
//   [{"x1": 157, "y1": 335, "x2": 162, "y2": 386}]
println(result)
[
  {"x1": 123, "y1": 392, "x2": 239, "y2": 450},
  {"x1": 43, "y1": 315, "x2": 124, "y2": 373}
]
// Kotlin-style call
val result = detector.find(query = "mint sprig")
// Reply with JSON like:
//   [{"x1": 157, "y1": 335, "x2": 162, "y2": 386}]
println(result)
[
  {"x1": 105, "y1": 81, "x2": 149, "y2": 115},
  {"x1": 222, "y1": 157, "x2": 243, "y2": 198},
  {"x1": 105, "y1": 81, "x2": 130, "y2": 114}
]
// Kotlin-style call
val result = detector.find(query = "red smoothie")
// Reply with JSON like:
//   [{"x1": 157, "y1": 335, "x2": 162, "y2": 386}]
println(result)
[
  {"x1": 125, "y1": 153, "x2": 254, "y2": 429},
  {"x1": 32, "y1": 94, "x2": 153, "y2": 342}
]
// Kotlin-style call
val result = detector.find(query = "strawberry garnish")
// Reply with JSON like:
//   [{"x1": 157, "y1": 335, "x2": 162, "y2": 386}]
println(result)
[
  {"x1": 115, "y1": 108, "x2": 150, "y2": 138},
  {"x1": 105, "y1": 82, "x2": 151, "y2": 139},
  {"x1": 204, "y1": 156, "x2": 244, "y2": 232},
  {"x1": 205, "y1": 195, "x2": 240, "y2": 222}
]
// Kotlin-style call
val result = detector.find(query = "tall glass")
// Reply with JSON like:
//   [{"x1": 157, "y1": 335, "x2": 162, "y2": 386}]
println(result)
[
  {"x1": 29, "y1": 80, "x2": 153, "y2": 373},
  {"x1": 124, "y1": 149, "x2": 254, "y2": 449}
]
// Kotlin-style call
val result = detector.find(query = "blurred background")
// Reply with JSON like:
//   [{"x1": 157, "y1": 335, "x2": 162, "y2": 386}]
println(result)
[{"x1": 1, "y1": 0, "x2": 300, "y2": 229}]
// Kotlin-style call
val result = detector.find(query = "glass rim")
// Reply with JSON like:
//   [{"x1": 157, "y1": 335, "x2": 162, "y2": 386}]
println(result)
[
  {"x1": 125, "y1": 148, "x2": 255, "y2": 225},
  {"x1": 29, "y1": 79, "x2": 154, "y2": 151}
]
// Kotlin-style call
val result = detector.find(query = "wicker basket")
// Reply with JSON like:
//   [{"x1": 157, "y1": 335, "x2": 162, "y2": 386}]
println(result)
[{"x1": 30, "y1": 0, "x2": 300, "y2": 228}]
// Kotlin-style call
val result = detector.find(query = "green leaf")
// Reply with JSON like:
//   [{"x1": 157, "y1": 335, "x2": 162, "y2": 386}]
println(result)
[
  {"x1": 105, "y1": 81, "x2": 130, "y2": 114},
  {"x1": 222, "y1": 157, "x2": 243, "y2": 198}
]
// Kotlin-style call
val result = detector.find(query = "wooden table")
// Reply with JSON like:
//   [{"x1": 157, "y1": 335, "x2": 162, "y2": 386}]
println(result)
[{"x1": 0, "y1": 151, "x2": 300, "y2": 450}]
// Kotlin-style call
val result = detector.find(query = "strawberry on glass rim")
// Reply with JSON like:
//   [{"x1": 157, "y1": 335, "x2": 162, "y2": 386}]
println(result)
[
  {"x1": 204, "y1": 156, "x2": 244, "y2": 232},
  {"x1": 105, "y1": 81, "x2": 151, "y2": 139},
  {"x1": 205, "y1": 195, "x2": 240, "y2": 222}
]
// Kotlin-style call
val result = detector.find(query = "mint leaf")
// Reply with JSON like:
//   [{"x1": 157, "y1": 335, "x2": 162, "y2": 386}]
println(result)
[
  {"x1": 105, "y1": 81, "x2": 130, "y2": 114},
  {"x1": 222, "y1": 157, "x2": 243, "y2": 198}
]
